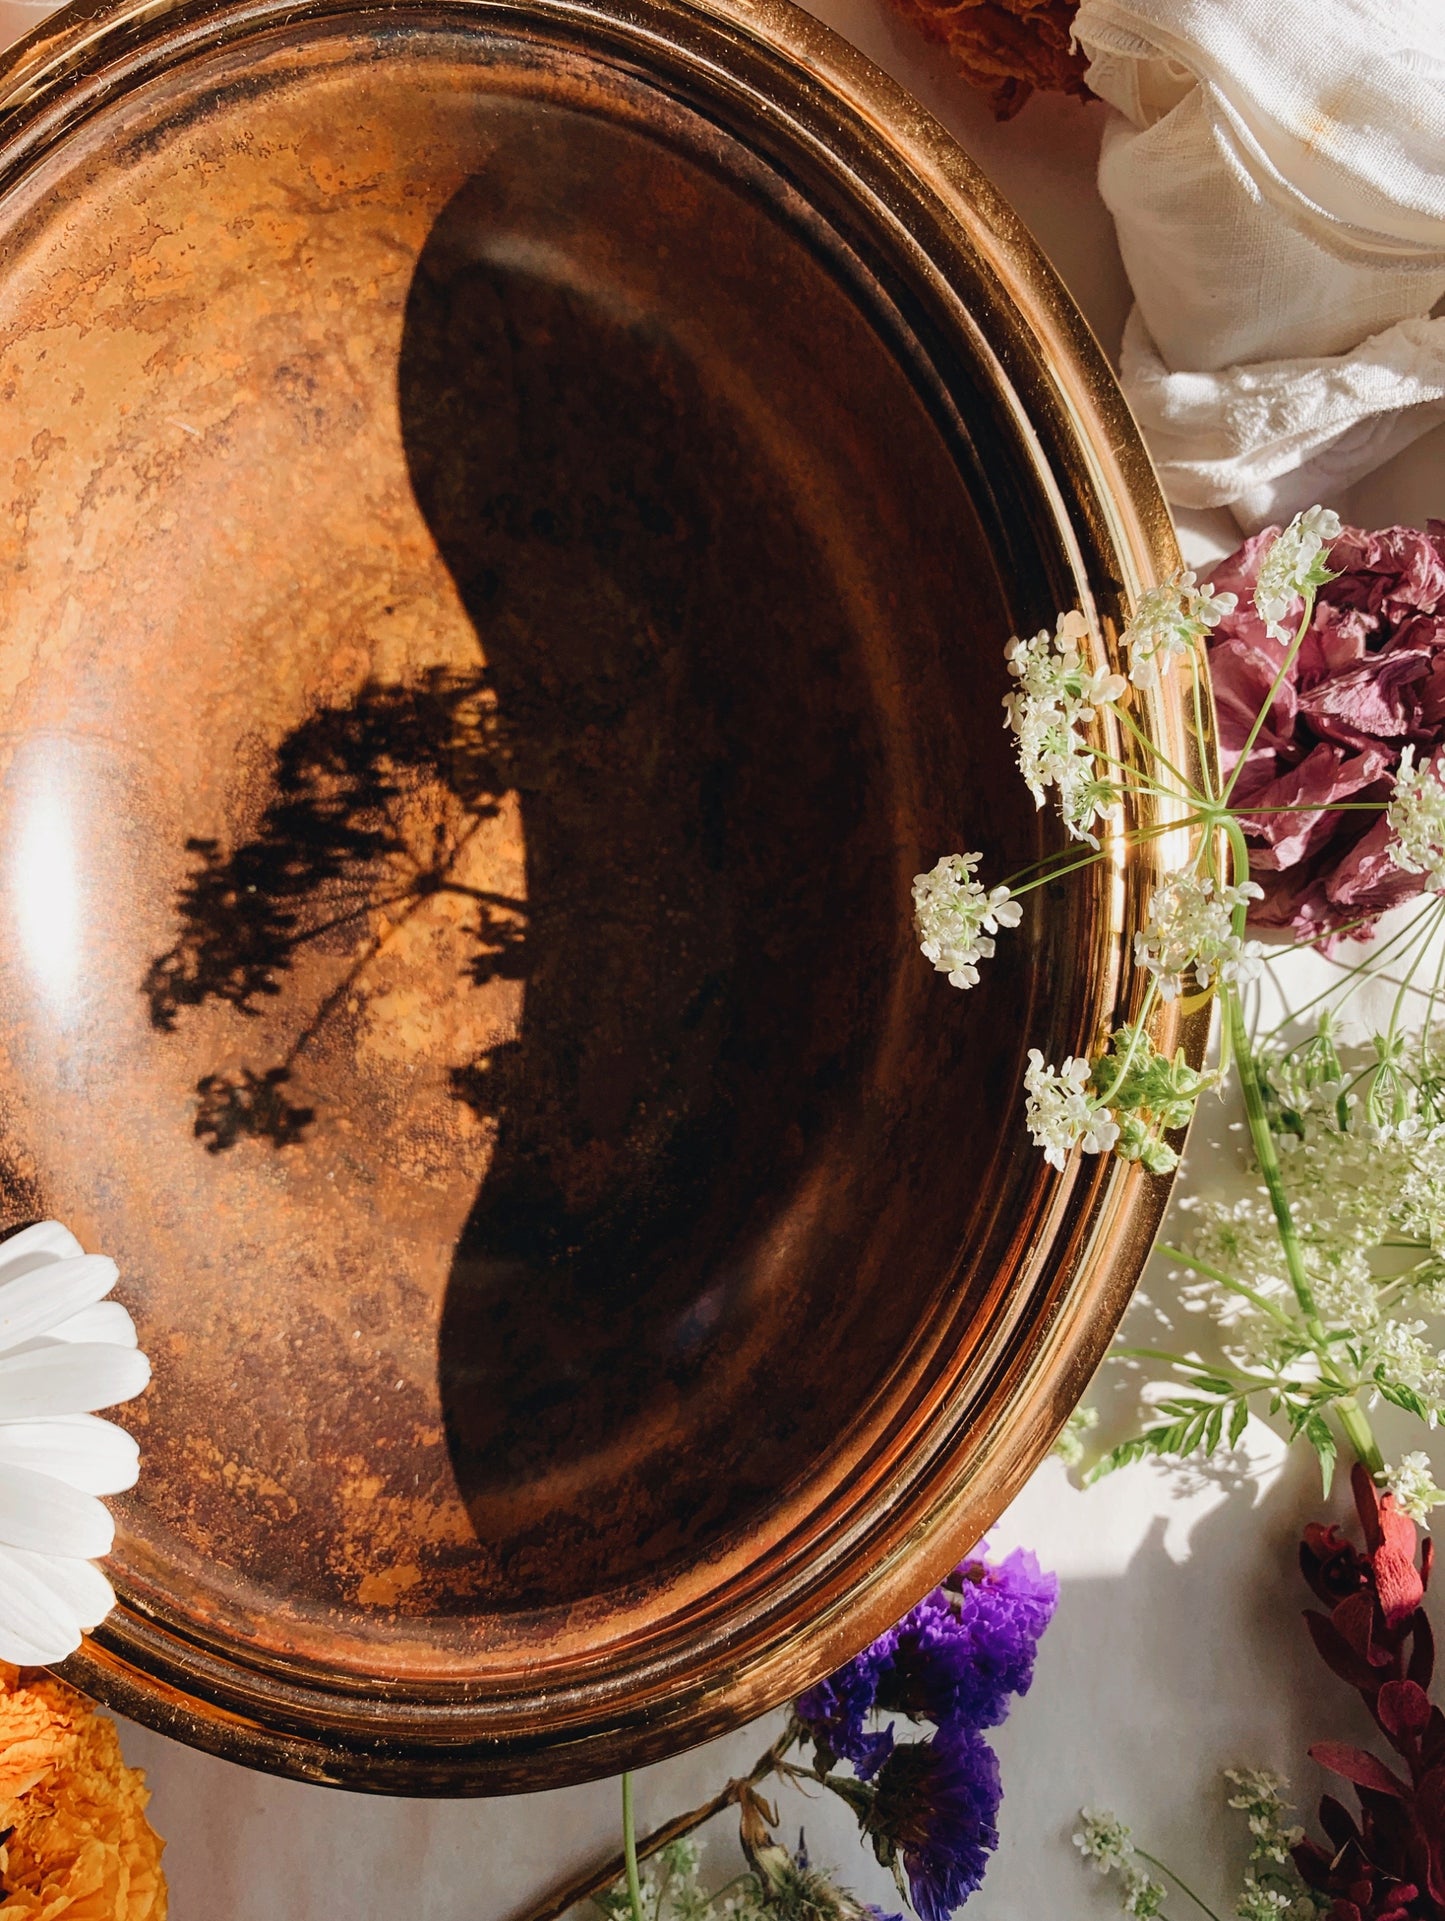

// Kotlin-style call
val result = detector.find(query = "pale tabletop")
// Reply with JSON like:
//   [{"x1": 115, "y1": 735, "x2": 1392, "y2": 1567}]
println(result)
[{"x1": 0, "y1": 0, "x2": 1438, "y2": 1913}]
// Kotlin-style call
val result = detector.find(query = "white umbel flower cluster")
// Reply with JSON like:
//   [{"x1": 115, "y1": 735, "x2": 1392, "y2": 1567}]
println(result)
[
  {"x1": 912, "y1": 852, "x2": 1021, "y2": 990},
  {"x1": 1075, "y1": 1783, "x2": 1314, "y2": 1921},
  {"x1": 1388, "y1": 744, "x2": 1445, "y2": 892},
  {"x1": 1072, "y1": 1810, "x2": 1166, "y2": 1918},
  {"x1": 1253, "y1": 505, "x2": 1342, "y2": 641},
  {"x1": 0, "y1": 1221, "x2": 150, "y2": 1664},
  {"x1": 1224, "y1": 1770, "x2": 1304, "y2": 1867},
  {"x1": 1024, "y1": 1050, "x2": 1120, "y2": 1170},
  {"x1": 1123, "y1": 570, "x2": 1237, "y2": 689},
  {"x1": 1002, "y1": 611, "x2": 1126, "y2": 846},
  {"x1": 1133, "y1": 871, "x2": 1265, "y2": 1000},
  {"x1": 1383, "y1": 1450, "x2": 1445, "y2": 1525}
]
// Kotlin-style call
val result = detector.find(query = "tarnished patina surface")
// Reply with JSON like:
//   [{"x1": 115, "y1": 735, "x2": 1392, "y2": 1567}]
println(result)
[{"x1": 0, "y1": 0, "x2": 1205, "y2": 1790}]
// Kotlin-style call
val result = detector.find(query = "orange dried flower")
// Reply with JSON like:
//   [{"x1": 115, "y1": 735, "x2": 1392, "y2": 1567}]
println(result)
[
  {"x1": 0, "y1": 1668, "x2": 166, "y2": 1920},
  {"x1": 885, "y1": 0, "x2": 1091, "y2": 120}
]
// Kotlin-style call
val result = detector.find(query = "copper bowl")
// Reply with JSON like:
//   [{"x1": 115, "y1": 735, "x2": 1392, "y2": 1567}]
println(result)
[{"x1": 0, "y1": 0, "x2": 1203, "y2": 1790}]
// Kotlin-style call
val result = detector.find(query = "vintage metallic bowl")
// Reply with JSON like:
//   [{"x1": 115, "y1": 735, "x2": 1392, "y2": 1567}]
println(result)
[{"x1": 0, "y1": 0, "x2": 1206, "y2": 1791}]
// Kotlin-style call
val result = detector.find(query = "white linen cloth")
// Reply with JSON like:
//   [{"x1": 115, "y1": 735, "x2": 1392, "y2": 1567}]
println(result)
[{"x1": 1072, "y1": 0, "x2": 1445, "y2": 529}]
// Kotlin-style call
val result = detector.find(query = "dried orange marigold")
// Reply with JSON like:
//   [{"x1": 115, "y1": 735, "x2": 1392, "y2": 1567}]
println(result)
[{"x1": 0, "y1": 1668, "x2": 166, "y2": 1921}]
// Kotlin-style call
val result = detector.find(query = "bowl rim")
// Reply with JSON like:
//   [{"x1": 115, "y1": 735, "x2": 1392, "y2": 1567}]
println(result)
[{"x1": 0, "y1": 0, "x2": 1212, "y2": 1792}]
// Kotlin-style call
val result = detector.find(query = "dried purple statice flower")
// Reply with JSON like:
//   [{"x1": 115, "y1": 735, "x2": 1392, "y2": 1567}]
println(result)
[
  {"x1": 794, "y1": 1543, "x2": 1057, "y2": 1918},
  {"x1": 795, "y1": 1642, "x2": 897, "y2": 1778},
  {"x1": 874, "y1": 1549, "x2": 1059, "y2": 1732},
  {"x1": 864, "y1": 1726, "x2": 1002, "y2": 1921}
]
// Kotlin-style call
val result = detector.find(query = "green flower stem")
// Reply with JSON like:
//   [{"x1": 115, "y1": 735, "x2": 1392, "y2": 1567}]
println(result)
[
  {"x1": 1260, "y1": 902, "x2": 1443, "y2": 1039},
  {"x1": 1002, "y1": 816, "x2": 1215, "y2": 897},
  {"x1": 1153, "y1": 1244, "x2": 1298, "y2": 1331},
  {"x1": 1092, "y1": 977, "x2": 1162, "y2": 1110},
  {"x1": 1105, "y1": 700, "x2": 1200, "y2": 798},
  {"x1": 1416, "y1": 921, "x2": 1445, "y2": 1067},
  {"x1": 1221, "y1": 590, "x2": 1316, "y2": 808},
  {"x1": 505, "y1": 1728, "x2": 801, "y2": 1921},
  {"x1": 1113, "y1": 1346, "x2": 1294, "y2": 1393},
  {"x1": 1336, "y1": 1398, "x2": 1386, "y2": 1477},
  {"x1": 1386, "y1": 896, "x2": 1445, "y2": 1047},
  {"x1": 1088, "y1": 742, "x2": 1193, "y2": 802},
  {"x1": 1221, "y1": 819, "x2": 1385, "y2": 1476},
  {"x1": 1227, "y1": 995, "x2": 1324, "y2": 1324},
  {"x1": 622, "y1": 1774, "x2": 646, "y2": 1921},
  {"x1": 1136, "y1": 1849, "x2": 1224, "y2": 1921},
  {"x1": 1237, "y1": 800, "x2": 1390, "y2": 813},
  {"x1": 1187, "y1": 634, "x2": 1216, "y2": 804}
]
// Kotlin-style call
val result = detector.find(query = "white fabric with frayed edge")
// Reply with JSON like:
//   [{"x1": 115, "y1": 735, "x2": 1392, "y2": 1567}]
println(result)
[{"x1": 1073, "y1": 0, "x2": 1445, "y2": 529}]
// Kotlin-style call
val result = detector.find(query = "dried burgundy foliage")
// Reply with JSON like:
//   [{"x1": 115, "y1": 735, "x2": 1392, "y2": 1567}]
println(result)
[
  {"x1": 1295, "y1": 1464, "x2": 1445, "y2": 1919},
  {"x1": 1207, "y1": 521, "x2": 1445, "y2": 943},
  {"x1": 882, "y1": 0, "x2": 1091, "y2": 120}
]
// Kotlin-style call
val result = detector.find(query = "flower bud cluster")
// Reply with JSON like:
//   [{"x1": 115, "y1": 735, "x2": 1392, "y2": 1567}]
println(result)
[{"x1": 1002, "y1": 611, "x2": 1125, "y2": 846}]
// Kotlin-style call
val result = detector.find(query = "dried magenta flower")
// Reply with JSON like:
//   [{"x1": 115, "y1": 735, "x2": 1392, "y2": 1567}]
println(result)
[{"x1": 1207, "y1": 520, "x2": 1445, "y2": 943}]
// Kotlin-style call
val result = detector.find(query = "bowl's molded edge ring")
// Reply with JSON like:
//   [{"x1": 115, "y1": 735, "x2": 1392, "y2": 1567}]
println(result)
[{"x1": 0, "y1": 0, "x2": 1214, "y2": 1790}]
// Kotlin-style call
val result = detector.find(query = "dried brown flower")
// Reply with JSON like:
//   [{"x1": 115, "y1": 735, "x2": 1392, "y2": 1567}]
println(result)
[{"x1": 881, "y1": 0, "x2": 1090, "y2": 120}]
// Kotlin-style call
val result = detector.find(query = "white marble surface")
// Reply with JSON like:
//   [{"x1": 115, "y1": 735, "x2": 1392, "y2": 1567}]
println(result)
[{"x1": 1, "y1": 0, "x2": 1439, "y2": 1913}]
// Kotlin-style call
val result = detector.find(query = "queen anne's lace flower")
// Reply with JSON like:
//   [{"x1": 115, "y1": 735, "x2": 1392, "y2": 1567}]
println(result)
[
  {"x1": 1024, "y1": 1051, "x2": 1120, "y2": 1169},
  {"x1": 1253, "y1": 505, "x2": 1343, "y2": 641},
  {"x1": 1072, "y1": 1810, "x2": 1167, "y2": 1916},
  {"x1": 1224, "y1": 1770, "x2": 1304, "y2": 1866},
  {"x1": 1387, "y1": 744, "x2": 1445, "y2": 892},
  {"x1": 1132, "y1": 872, "x2": 1264, "y2": 1000},
  {"x1": 912, "y1": 853, "x2": 1022, "y2": 990},
  {"x1": 1383, "y1": 1451, "x2": 1445, "y2": 1525},
  {"x1": 1002, "y1": 612, "x2": 1126, "y2": 845},
  {"x1": 1073, "y1": 1809, "x2": 1135, "y2": 1876},
  {"x1": 1123, "y1": 570, "x2": 1237, "y2": 689},
  {"x1": 1234, "y1": 1887, "x2": 1299, "y2": 1921},
  {"x1": 1369, "y1": 1319, "x2": 1445, "y2": 1419},
  {"x1": 1122, "y1": 1875, "x2": 1168, "y2": 1919}
]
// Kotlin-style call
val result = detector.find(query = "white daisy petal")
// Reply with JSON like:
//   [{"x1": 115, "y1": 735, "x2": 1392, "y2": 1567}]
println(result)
[
  {"x1": 0, "y1": 1414, "x2": 139, "y2": 1495},
  {"x1": 0, "y1": 1223, "x2": 148, "y2": 1657},
  {"x1": 0, "y1": 1341, "x2": 151, "y2": 1419},
  {"x1": 0, "y1": 1252, "x2": 119, "y2": 1347},
  {"x1": 49, "y1": 1300, "x2": 137, "y2": 1348},
  {"x1": 0, "y1": 1541, "x2": 85, "y2": 1664},
  {"x1": 1, "y1": 1544, "x2": 115, "y2": 1631},
  {"x1": 0, "y1": 1219, "x2": 85, "y2": 1281},
  {"x1": 0, "y1": 1462, "x2": 114, "y2": 1558}
]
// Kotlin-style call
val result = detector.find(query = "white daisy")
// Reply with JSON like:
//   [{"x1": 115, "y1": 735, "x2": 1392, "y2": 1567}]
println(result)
[{"x1": 0, "y1": 1220, "x2": 150, "y2": 1664}]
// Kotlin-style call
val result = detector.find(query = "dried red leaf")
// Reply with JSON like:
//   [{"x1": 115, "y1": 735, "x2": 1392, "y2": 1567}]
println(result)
[
  {"x1": 1309, "y1": 1608, "x2": 1393, "y2": 1692},
  {"x1": 1313, "y1": 1743, "x2": 1412, "y2": 1799},
  {"x1": 1295, "y1": 1479, "x2": 1445, "y2": 1917},
  {"x1": 1378, "y1": 1681, "x2": 1433, "y2": 1743}
]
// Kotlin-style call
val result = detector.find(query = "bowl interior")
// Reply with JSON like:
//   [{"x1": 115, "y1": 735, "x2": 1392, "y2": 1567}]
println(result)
[{"x1": 0, "y1": 5, "x2": 1085, "y2": 1724}]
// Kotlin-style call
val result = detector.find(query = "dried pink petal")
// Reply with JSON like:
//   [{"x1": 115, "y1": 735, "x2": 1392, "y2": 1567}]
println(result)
[{"x1": 1207, "y1": 520, "x2": 1445, "y2": 941}]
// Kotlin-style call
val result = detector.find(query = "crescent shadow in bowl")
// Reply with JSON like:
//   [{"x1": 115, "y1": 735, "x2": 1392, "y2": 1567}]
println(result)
[
  {"x1": 401, "y1": 169, "x2": 904, "y2": 1608},
  {"x1": 133, "y1": 125, "x2": 991, "y2": 1611}
]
